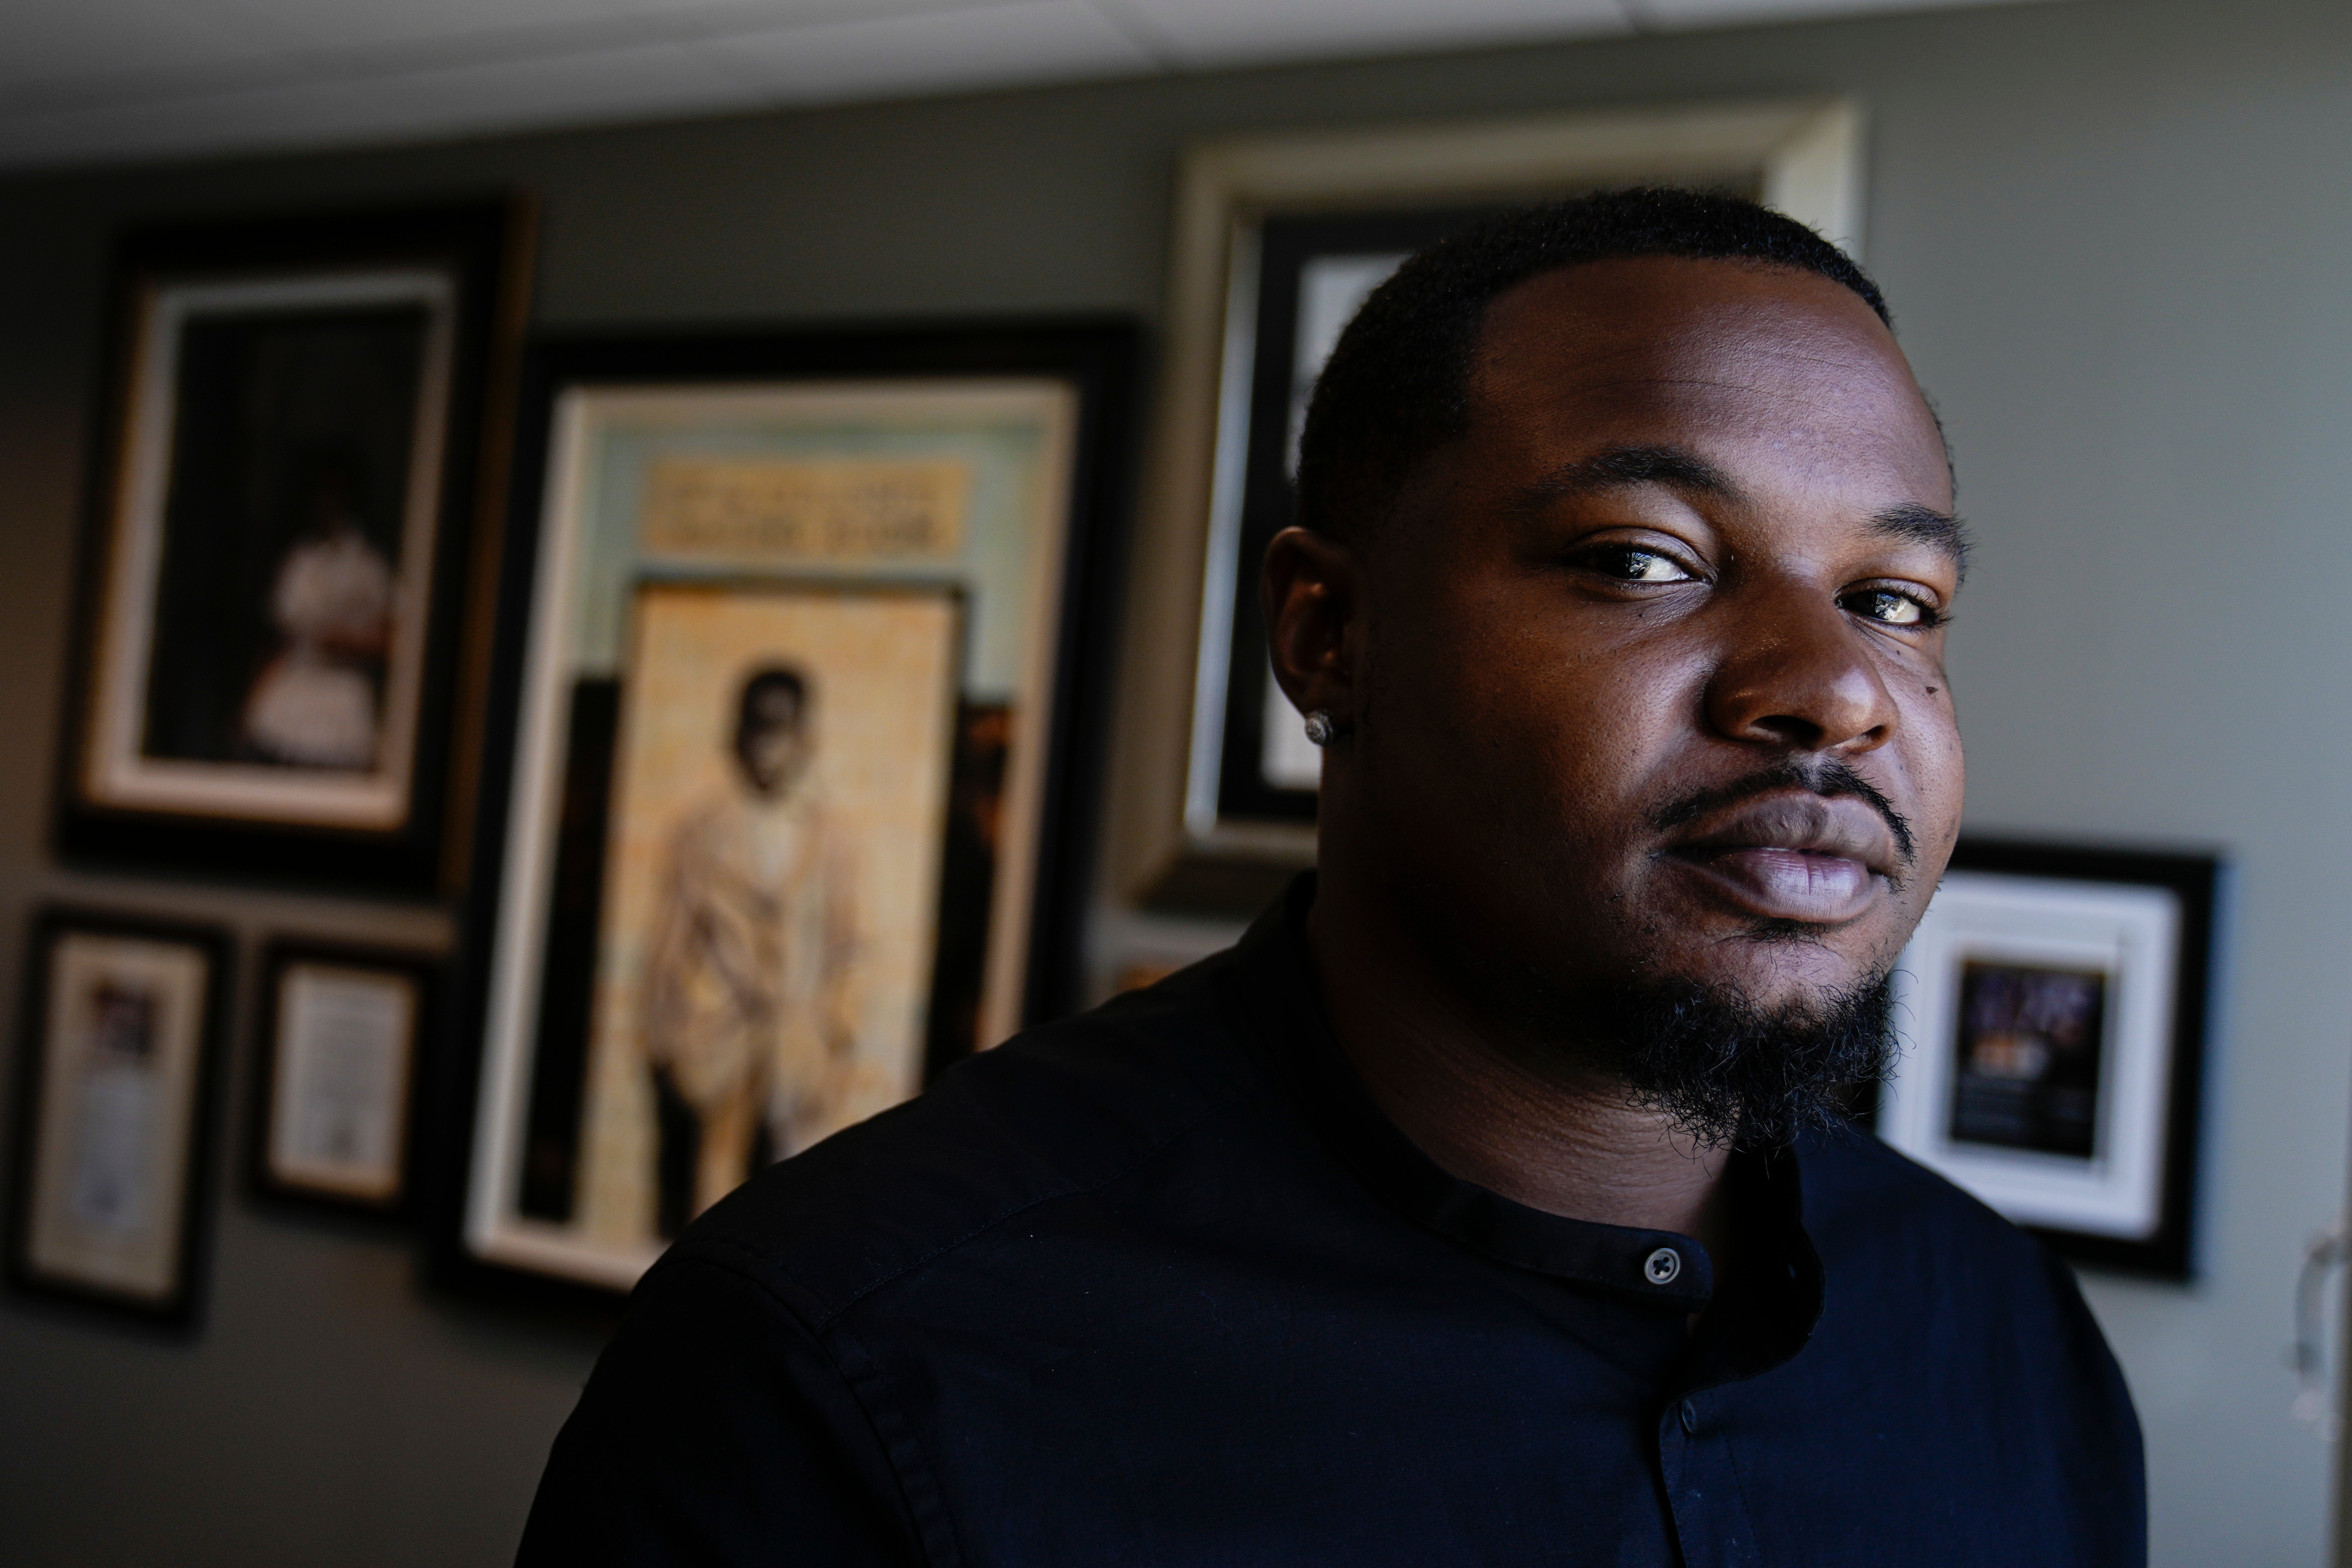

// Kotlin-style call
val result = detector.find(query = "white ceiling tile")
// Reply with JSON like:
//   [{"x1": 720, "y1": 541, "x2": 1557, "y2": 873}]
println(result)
[
  {"x1": 1106, "y1": 0, "x2": 1629, "y2": 70},
  {"x1": 0, "y1": 0, "x2": 2054, "y2": 171},
  {"x1": 706, "y1": 0, "x2": 1156, "y2": 106},
  {"x1": 0, "y1": 35, "x2": 766, "y2": 169},
  {"x1": 209, "y1": 0, "x2": 944, "y2": 57},
  {"x1": 0, "y1": 0, "x2": 294, "y2": 88},
  {"x1": 1635, "y1": 0, "x2": 2048, "y2": 28}
]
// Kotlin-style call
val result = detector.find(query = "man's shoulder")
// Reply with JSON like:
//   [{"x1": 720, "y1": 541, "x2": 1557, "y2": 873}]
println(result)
[
  {"x1": 655, "y1": 951, "x2": 1269, "y2": 1325},
  {"x1": 1797, "y1": 1122, "x2": 2072, "y2": 1291}
]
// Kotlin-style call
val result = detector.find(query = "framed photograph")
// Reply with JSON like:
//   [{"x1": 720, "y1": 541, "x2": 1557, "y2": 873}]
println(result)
[
  {"x1": 251, "y1": 941, "x2": 436, "y2": 1214},
  {"x1": 437, "y1": 323, "x2": 1137, "y2": 1296},
  {"x1": 1877, "y1": 841, "x2": 2220, "y2": 1278},
  {"x1": 58, "y1": 199, "x2": 535, "y2": 893},
  {"x1": 1101, "y1": 99, "x2": 1869, "y2": 910},
  {"x1": 6, "y1": 909, "x2": 230, "y2": 1324}
]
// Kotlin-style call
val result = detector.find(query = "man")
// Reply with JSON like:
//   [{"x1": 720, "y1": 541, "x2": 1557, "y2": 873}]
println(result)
[
  {"x1": 639, "y1": 665, "x2": 858, "y2": 1236},
  {"x1": 520, "y1": 189, "x2": 2141, "y2": 1565}
]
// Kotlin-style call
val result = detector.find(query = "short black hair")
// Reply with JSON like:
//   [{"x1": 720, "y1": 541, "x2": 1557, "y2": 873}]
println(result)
[
  {"x1": 1294, "y1": 186, "x2": 1892, "y2": 540},
  {"x1": 736, "y1": 665, "x2": 809, "y2": 736}
]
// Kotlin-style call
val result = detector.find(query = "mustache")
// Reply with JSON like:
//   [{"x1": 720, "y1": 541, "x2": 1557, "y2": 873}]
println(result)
[{"x1": 1648, "y1": 758, "x2": 1918, "y2": 869}]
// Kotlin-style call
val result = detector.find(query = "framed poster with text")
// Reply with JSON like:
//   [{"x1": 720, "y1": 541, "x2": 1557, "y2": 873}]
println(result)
[{"x1": 432, "y1": 322, "x2": 1138, "y2": 1302}]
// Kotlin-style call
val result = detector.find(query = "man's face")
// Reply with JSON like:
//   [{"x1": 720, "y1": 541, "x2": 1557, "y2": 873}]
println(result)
[
  {"x1": 1338, "y1": 257, "x2": 1963, "y2": 1041},
  {"x1": 737, "y1": 689, "x2": 812, "y2": 799}
]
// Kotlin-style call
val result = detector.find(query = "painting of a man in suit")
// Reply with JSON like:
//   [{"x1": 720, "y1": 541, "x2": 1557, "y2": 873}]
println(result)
[{"x1": 639, "y1": 665, "x2": 858, "y2": 1235}]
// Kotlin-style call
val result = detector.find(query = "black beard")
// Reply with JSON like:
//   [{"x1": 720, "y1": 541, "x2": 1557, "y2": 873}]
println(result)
[{"x1": 1577, "y1": 970, "x2": 1895, "y2": 1151}]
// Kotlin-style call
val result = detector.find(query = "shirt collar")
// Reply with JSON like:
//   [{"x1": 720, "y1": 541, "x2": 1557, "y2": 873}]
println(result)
[{"x1": 1219, "y1": 874, "x2": 1824, "y2": 1372}]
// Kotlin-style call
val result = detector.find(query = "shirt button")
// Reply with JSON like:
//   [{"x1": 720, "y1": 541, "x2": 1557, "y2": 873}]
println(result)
[
  {"x1": 1644, "y1": 1246, "x2": 1681, "y2": 1285},
  {"x1": 1679, "y1": 1400, "x2": 1699, "y2": 1434}
]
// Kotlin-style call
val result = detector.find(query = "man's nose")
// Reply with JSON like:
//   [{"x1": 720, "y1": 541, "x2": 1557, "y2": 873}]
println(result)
[{"x1": 1700, "y1": 582, "x2": 1900, "y2": 754}]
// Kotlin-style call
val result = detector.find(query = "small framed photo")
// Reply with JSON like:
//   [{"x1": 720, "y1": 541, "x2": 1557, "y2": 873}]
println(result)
[
  {"x1": 58, "y1": 199, "x2": 533, "y2": 892},
  {"x1": 6, "y1": 909, "x2": 230, "y2": 1323},
  {"x1": 1878, "y1": 841, "x2": 2219, "y2": 1278},
  {"x1": 252, "y1": 942, "x2": 435, "y2": 1214}
]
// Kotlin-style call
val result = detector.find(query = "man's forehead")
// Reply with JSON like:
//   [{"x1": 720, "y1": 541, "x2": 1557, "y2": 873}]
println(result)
[{"x1": 1466, "y1": 256, "x2": 1951, "y2": 505}]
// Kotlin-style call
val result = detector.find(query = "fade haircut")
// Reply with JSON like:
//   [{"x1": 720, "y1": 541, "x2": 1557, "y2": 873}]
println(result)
[{"x1": 1293, "y1": 186, "x2": 1893, "y2": 541}]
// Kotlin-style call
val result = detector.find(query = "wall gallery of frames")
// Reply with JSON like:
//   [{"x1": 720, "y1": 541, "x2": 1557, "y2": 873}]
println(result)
[{"x1": 6, "y1": 100, "x2": 2221, "y2": 1332}]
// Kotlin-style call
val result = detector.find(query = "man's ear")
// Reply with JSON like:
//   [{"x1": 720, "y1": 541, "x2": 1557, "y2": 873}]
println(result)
[{"x1": 1260, "y1": 526, "x2": 1360, "y2": 729}]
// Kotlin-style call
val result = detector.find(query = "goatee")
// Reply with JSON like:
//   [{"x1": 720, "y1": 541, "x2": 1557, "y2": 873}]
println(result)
[{"x1": 1580, "y1": 971, "x2": 1895, "y2": 1150}]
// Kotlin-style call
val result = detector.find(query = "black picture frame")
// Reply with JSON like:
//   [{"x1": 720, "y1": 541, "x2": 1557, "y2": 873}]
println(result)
[
  {"x1": 5, "y1": 907, "x2": 233, "y2": 1327},
  {"x1": 1209, "y1": 204, "x2": 1509, "y2": 830},
  {"x1": 249, "y1": 938, "x2": 439, "y2": 1218},
  {"x1": 1878, "y1": 839, "x2": 2220, "y2": 1280},
  {"x1": 423, "y1": 318, "x2": 1141, "y2": 1310},
  {"x1": 56, "y1": 197, "x2": 535, "y2": 896}
]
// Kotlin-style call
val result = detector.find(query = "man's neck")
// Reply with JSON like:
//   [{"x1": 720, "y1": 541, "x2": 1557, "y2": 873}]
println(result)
[{"x1": 1304, "y1": 880, "x2": 1731, "y2": 1254}]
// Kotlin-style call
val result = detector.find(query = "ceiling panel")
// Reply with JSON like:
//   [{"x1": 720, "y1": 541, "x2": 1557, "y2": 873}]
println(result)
[
  {"x1": 1637, "y1": 0, "x2": 2010, "y2": 24},
  {"x1": 0, "y1": 2, "x2": 295, "y2": 89},
  {"x1": 0, "y1": 35, "x2": 766, "y2": 167},
  {"x1": 0, "y1": 0, "x2": 2057, "y2": 172},
  {"x1": 1110, "y1": 0, "x2": 1630, "y2": 71},
  {"x1": 711, "y1": 1, "x2": 1157, "y2": 106}
]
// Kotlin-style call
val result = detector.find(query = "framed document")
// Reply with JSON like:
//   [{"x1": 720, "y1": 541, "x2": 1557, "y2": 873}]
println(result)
[
  {"x1": 1877, "y1": 840, "x2": 2219, "y2": 1279},
  {"x1": 57, "y1": 199, "x2": 533, "y2": 893},
  {"x1": 252, "y1": 941, "x2": 435, "y2": 1213},
  {"x1": 435, "y1": 322, "x2": 1137, "y2": 1299},
  {"x1": 6, "y1": 909, "x2": 230, "y2": 1324}
]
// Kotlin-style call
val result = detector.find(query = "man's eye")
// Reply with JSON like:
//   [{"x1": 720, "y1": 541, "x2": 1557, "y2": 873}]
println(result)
[
  {"x1": 1590, "y1": 548, "x2": 1694, "y2": 583},
  {"x1": 1846, "y1": 588, "x2": 1937, "y2": 627}
]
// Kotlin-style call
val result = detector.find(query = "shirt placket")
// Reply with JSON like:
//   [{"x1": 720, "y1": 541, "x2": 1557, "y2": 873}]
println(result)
[{"x1": 1657, "y1": 1389, "x2": 1760, "y2": 1568}]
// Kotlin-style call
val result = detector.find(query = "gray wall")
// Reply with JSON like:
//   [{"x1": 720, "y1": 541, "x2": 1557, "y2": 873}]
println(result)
[{"x1": 2, "y1": 1, "x2": 2348, "y2": 1562}]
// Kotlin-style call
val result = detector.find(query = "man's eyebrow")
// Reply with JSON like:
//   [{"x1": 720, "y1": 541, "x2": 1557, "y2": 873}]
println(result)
[
  {"x1": 1871, "y1": 501, "x2": 1973, "y2": 576},
  {"x1": 1520, "y1": 445, "x2": 1740, "y2": 504}
]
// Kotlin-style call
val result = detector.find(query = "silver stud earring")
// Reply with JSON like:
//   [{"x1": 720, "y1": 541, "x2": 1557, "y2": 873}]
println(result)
[{"x1": 1303, "y1": 710, "x2": 1337, "y2": 747}]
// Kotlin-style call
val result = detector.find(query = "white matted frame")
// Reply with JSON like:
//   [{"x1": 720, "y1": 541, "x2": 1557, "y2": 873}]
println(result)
[
  {"x1": 5, "y1": 908, "x2": 231, "y2": 1326},
  {"x1": 251, "y1": 940, "x2": 435, "y2": 1215},
  {"x1": 436, "y1": 324, "x2": 1140, "y2": 1304},
  {"x1": 85, "y1": 271, "x2": 456, "y2": 834},
  {"x1": 1103, "y1": 98, "x2": 1867, "y2": 908},
  {"x1": 57, "y1": 200, "x2": 534, "y2": 894},
  {"x1": 1877, "y1": 841, "x2": 2217, "y2": 1278}
]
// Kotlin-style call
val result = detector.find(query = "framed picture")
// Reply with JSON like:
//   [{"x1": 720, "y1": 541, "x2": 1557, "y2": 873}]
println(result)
[
  {"x1": 1877, "y1": 841, "x2": 2220, "y2": 1278},
  {"x1": 251, "y1": 940, "x2": 436, "y2": 1214},
  {"x1": 58, "y1": 199, "x2": 535, "y2": 893},
  {"x1": 1101, "y1": 98, "x2": 1869, "y2": 910},
  {"x1": 6, "y1": 909, "x2": 230, "y2": 1324},
  {"x1": 436, "y1": 322, "x2": 1137, "y2": 1296}
]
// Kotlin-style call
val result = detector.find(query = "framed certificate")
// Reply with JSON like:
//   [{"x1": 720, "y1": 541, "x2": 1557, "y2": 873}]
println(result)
[
  {"x1": 252, "y1": 941, "x2": 435, "y2": 1214},
  {"x1": 5, "y1": 909, "x2": 230, "y2": 1324}
]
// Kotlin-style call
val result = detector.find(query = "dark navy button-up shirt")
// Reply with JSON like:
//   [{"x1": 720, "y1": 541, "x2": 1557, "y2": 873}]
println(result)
[{"x1": 519, "y1": 878, "x2": 2144, "y2": 1566}]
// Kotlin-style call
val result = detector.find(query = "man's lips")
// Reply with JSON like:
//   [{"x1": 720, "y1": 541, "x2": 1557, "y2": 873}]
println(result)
[{"x1": 1659, "y1": 791, "x2": 1901, "y2": 924}]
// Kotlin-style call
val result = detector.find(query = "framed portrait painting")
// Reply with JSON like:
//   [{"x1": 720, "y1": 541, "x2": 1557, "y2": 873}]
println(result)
[
  {"x1": 58, "y1": 199, "x2": 534, "y2": 893},
  {"x1": 250, "y1": 940, "x2": 436, "y2": 1215},
  {"x1": 437, "y1": 323, "x2": 1137, "y2": 1296},
  {"x1": 6, "y1": 909, "x2": 230, "y2": 1324},
  {"x1": 1877, "y1": 841, "x2": 2220, "y2": 1278}
]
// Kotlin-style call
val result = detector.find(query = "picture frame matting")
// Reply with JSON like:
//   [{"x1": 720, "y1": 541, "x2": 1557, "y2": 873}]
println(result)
[{"x1": 5, "y1": 907, "x2": 233, "y2": 1326}]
